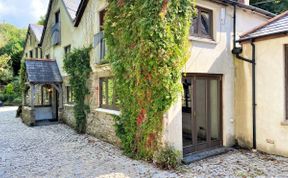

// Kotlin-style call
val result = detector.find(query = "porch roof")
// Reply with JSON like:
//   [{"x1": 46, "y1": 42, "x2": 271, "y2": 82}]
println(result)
[{"x1": 25, "y1": 59, "x2": 63, "y2": 84}]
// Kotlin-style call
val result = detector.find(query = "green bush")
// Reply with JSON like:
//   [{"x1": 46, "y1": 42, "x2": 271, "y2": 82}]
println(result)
[
  {"x1": 153, "y1": 145, "x2": 181, "y2": 170},
  {"x1": 0, "y1": 77, "x2": 22, "y2": 105}
]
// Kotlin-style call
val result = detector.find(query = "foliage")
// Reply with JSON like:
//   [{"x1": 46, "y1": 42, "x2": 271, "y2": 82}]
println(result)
[
  {"x1": 64, "y1": 46, "x2": 92, "y2": 133},
  {"x1": 105, "y1": 0, "x2": 194, "y2": 160},
  {"x1": 0, "y1": 24, "x2": 26, "y2": 76},
  {"x1": 0, "y1": 54, "x2": 13, "y2": 83},
  {"x1": 153, "y1": 145, "x2": 181, "y2": 170},
  {"x1": 0, "y1": 77, "x2": 22, "y2": 105},
  {"x1": 37, "y1": 16, "x2": 46, "y2": 26},
  {"x1": 250, "y1": 0, "x2": 288, "y2": 14}
]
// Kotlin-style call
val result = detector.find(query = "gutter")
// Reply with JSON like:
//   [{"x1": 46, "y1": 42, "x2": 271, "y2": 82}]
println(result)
[{"x1": 231, "y1": 3, "x2": 257, "y2": 150}]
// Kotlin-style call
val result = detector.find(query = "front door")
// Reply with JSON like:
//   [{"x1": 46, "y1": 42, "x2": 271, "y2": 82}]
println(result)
[{"x1": 182, "y1": 74, "x2": 222, "y2": 155}]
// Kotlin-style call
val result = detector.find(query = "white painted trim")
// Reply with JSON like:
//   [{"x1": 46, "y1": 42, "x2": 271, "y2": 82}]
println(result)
[
  {"x1": 95, "y1": 108, "x2": 121, "y2": 116},
  {"x1": 188, "y1": 36, "x2": 217, "y2": 44}
]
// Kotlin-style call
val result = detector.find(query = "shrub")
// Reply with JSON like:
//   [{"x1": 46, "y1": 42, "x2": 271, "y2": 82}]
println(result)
[
  {"x1": 105, "y1": 0, "x2": 194, "y2": 160},
  {"x1": 153, "y1": 145, "x2": 181, "y2": 170}
]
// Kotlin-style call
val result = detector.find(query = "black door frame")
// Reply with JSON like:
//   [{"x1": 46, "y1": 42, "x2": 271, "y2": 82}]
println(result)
[{"x1": 182, "y1": 73, "x2": 223, "y2": 155}]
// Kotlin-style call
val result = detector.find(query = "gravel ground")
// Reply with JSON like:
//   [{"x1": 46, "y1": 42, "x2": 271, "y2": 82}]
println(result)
[{"x1": 1, "y1": 106, "x2": 288, "y2": 177}]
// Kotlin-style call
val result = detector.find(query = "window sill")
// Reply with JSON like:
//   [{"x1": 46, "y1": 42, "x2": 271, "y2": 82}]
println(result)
[
  {"x1": 95, "y1": 108, "x2": 121, "y2": 116},
  {"x1": 281, "y1": 120, "x2": 288, "y2": 126},
  {"x1": 188, "y1": 36, "x2": 217, "y2": 45},
  {"x1": 64, "y1": 103, "x2": 75, "y2": 107}
]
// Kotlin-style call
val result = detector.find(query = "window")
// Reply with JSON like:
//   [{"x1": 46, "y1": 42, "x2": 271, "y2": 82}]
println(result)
[
  {"x1": 35, "y1": 48, "x2": 38, "y2": 58},
  {"x1": 25, "y1": 53, "x2": 28, "y2": 57},
  {"x1": 41, "y1": 86, "x2": 52, "y2": 105},
  {"x1": 94, "y1": 9, "x2": 106, "y2": 63},
  {"x1": 285, "y1": 45, "x2": 288, "y2": 120},
  {"x1": 30, "y1": 50, "x2": 33, "y2": 58},
  {"x1": 100, "y1": 77, "x2": 119, "y2": 110},
  {"x1": 190, "y1": 7, "x2": 213, "y2": 39},
  {"x1": 99, "y1": 9, "x2": 106, "y2": 31},
  {"x1": 64, "y1": 45, "x2": 71, "y2": 55},
  {"x1": 40, "y1": 49, "x2": 43, "y2": 58},
  {"x1": 66, "y1": 86, "x2": 74, "y2": 103},
  {"x1": 55, "y1": 11, "x2": 60, "y2": 23},
  {"x1": 46, "y1": 54, "x2": 50, "y2": 59},
  {"x1": 52, "y1": 11, "x2": 61, "y2": 45}
]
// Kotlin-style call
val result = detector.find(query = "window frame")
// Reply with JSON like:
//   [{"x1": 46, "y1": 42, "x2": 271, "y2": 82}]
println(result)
[
  {"x1": 285, "y1": 44, "x2": 288, "y2": 120},
  {"x1": 29, "y1": 50, "x2": 33, "y2": 58},
  {"x1": 190, "y1": 6, "x2": 213, "y2": 39},
  {"x1": 66, "y1": 86, "x2": 74, "y2": 104},
  {"x1": 64, "y1": 45, "x2": 71, "y2": 55},
  {"x1": 55, "y1": 11, "x2": 60, "y2": 24},
  {"x1": 99, "y1": 77, "x2": 119, "y2": 111}
]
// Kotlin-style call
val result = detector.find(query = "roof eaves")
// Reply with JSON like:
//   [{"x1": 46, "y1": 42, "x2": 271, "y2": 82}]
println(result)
[
  {"x1": 74, "y1": 0, "x2": 89, "y2": 27},
  {"x1": 240, "y1": 10, "x2": 288, "y2": 39}
]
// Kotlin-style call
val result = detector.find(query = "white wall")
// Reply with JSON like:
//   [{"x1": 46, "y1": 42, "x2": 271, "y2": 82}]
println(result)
[{"x1": 163, "y1": 0, "x2": 269, "y2": 155}]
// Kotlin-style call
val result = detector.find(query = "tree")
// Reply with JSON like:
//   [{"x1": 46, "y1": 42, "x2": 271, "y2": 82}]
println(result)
[
  {"x1": 37, "y1": 16, "x2": 46, "y2": 25},
  {"x1": 0, "y1": 24, "x2": 26, "y2": 76},
  {"x1": 251, "y1": 0, "x2": 288, "y2": 14},
  {"x1": 0, "y1": 54, "x2": 13, "y2": 84}
]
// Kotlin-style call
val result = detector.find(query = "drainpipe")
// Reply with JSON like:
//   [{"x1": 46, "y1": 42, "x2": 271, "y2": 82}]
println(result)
[{"x1": 231, "y1": 3, "x2": 257, "y2": 150}]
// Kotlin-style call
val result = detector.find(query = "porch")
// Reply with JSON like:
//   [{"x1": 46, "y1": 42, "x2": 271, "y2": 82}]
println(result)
[{"x1": 21, "y1": 59, "x2": 63, "y2": 126}]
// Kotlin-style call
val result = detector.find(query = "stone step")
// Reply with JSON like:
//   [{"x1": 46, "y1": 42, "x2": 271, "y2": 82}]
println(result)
[{"x1": 182, "y1": 147, "x2": 233, "y2": 165}]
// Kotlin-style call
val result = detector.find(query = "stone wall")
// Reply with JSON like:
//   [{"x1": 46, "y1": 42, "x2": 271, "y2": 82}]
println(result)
[{"x1": 21, "y1": 106, "x2": 35, "y2": 126}]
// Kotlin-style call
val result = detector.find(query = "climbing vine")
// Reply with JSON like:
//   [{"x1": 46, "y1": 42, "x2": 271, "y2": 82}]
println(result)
[
  {"x1": 64, "y1": 46, "x2": 92, "y2": 133},
  {"x1": 105, "y1": 0, "x2": 194, "y2": 160}
]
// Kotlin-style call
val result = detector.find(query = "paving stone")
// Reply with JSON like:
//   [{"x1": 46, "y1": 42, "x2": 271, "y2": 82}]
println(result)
[{"x1": 1, "y1": 107, "x2": 288, "y2": 177}]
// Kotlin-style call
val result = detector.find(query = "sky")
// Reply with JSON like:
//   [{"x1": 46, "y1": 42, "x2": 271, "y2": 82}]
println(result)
[{"x1": 0, "y1": 0, "x2": 49, "y2": 28}]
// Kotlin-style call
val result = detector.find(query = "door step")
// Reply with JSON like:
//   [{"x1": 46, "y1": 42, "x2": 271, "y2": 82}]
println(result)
[{"x1": 182, "y1": 147, "x2": 233, "y2": 165}]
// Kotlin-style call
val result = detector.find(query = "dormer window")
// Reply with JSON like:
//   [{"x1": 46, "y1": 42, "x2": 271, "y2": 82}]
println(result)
[
  {"x1": 52, "y1": 11, "x2": 61, "y2": 45},
  {"x1": 55, "y1": 11, "x2": 60, "y2": 23},
  {"x1": 190, "y1": 7, "x2": 213, "y2": 39},
  {"x1": 94, "y1": 9, "x2": 107, "y2": 63}
]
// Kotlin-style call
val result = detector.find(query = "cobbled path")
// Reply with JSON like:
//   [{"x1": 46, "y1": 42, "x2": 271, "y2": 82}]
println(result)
[{"x1": 1, "y1": 107, "x2": 288, "y2": 177}]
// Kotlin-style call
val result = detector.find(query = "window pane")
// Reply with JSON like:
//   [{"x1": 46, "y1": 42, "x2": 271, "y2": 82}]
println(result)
[
  {"x1": 200, "y1": 11, "x2": 210, "y2": 36},
  {"x1": 101, "y1": 80, "x2": 107, "y2": 105},
  {"x1": 190, "y1": 17, "x2": 198, "y2": 36},
  {"x1": 108, "y1": 79, "x2": 113, "y2": 105}
]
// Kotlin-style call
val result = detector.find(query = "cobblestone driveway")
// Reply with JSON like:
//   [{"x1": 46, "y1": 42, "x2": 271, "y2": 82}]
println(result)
[{"x1": 1, "y1": 107, "x2": 288, "y2": 177}]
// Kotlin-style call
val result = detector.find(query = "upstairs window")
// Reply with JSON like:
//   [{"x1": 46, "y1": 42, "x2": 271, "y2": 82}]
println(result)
[
  {"x1": 52, "y1": 11, "x2": 61, "y2": 45},
  {"x1": 55, "y1": 11, "x2": 60, "y2": 23},
  {"x1": 30, "y1": 50, "x2": 33, "y2": 58},
  {"x1": 94, "y1": 9, "x2": 106, "y2": 63},
  {"x1": 190, "y1": 7, "x2": 213, "y2": 39},
  {"x1": 64, "y1": 45, "x2": 71, "y2": 55},
  {"x1": 285, "y1": 44, "x2": 288, "y2": 120},
  {"x1": 100, "y1": 77, "x2": 119, "y2": 110}
]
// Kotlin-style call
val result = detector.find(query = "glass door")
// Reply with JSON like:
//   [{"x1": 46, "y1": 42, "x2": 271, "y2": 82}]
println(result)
[{"x1": 182, "y1": 74, "x2": 222, "y2": 155}]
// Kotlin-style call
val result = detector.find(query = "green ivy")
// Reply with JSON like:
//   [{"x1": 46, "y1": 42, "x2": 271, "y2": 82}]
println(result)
[
  {"x1": 105, "y1": 0, "x2": 194, "y2": 160},
  {"x1": 64, "y1": 46, "x2": 92, "y2": 133}
]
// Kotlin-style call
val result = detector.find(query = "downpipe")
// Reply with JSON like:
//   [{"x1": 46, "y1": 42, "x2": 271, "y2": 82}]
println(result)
[{"x1": 231, "y1": 3, "x2": 257, "y2": 150}]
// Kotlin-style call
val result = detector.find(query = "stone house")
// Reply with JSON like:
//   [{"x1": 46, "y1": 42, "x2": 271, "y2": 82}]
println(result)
[{"x1": 21, "y1": 0, "x2": 288, "y2": 160}]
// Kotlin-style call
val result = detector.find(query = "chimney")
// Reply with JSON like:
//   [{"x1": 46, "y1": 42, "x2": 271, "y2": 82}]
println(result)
[{"x1": 238, "y1": 0, "x2": 250, "y2": 5}]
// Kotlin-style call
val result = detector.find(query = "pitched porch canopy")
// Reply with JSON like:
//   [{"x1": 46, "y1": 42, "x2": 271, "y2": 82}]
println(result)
[{"x1": 24, "y1": 59, "x2": 63, "y2": 109}]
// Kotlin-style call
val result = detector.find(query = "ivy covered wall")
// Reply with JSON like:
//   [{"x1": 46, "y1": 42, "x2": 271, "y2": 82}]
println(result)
[{"x1": 105, "y1": 0, "x2": 194, "y2": 160}]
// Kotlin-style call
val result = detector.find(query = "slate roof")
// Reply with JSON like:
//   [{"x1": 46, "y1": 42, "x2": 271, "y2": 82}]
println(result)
[
  {"x1": 63, "y1": 0, "x2": 82, "y2": 20},
  {"x1": 29, "y1": 24, "x2": 44, "y2": 42},
  {"x1": 25, "y1": 60, "x2": 62, "y2": 84},
  {"x1": 240, "y1": 10, "x2": 288, "y2": 41}
]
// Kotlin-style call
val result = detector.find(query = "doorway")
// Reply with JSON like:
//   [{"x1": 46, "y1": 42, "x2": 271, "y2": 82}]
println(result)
[{"x1": 182, "y1": 73, "x2": 223, "y2": 155}]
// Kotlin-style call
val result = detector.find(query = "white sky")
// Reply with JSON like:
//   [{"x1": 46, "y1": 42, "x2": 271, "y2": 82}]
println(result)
[{"x1": 0, "y1": 0, "x2": 49, "y2": 28}]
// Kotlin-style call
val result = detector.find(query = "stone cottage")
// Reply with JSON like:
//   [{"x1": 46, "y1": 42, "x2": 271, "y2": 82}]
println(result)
[{"x1": 21, "y1": 0, "x2": 288, "y2": 161}]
